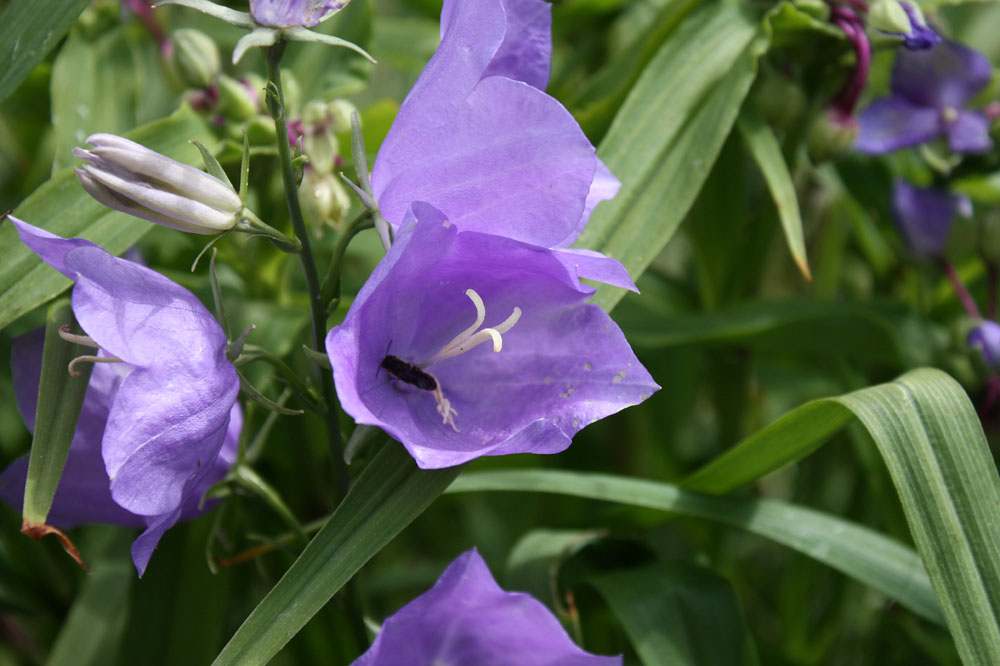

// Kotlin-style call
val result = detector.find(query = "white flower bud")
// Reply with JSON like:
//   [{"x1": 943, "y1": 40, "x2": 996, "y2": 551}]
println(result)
[{"x1": 74, "y1": 133, "x2": 242, "y2": 235}]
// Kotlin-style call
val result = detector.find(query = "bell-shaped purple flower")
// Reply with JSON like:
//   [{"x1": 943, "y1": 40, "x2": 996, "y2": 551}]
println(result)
[
  {"x1": 856, "y1": 40, "x2": 993, "y2": 154},
  {"x1": 371, "y1": 0, "x2": 619, "y2": 250},
  {"x1": 891, "y1": 179, "x2": 972, "y2": 258},
  {"x1": 249, "y1": 0, "x2": 347, "y2": 28},
  {"x1": 896, "y1": 3, "x2": 941, "y2": 50},
  {"x1": 325, "y1": 203, "x2": 658, "y2": 469},
  {"x1": 352, "y1": 549, "x2": 621, "y2": 666},
  {"x1": 3, "y1": 217, "x2": 241, "y2": 575},
  {"x1": 969, "y1": 321, "x2": 1000, "y2": 368}
]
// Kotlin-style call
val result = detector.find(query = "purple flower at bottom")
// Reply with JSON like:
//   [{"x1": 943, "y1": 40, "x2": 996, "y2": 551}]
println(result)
[
  {"x1": 969, "y1": 321, "x2": 1000, "y2": 368},
  {"x1": 352, "y1": 550, "x2": 621, "y2": 666},
  {"x1": 891, "y1": 180, "x2": 972, "y2": 258},
  {"x1": 856, "y1": 40, "x2": 993, "y2": 154},
  {"x1": 3, "y1": 217, "x2": 240, "y2": 574},
  {"x1": 372, "y1": 0, "x2": 619, "y2": 251},
  {"x1": 325, "y1": 203, "x2": 658, "y2": 469},
  {"x1": 249, "y1": 0, "x2": 346, "y2": 27}
]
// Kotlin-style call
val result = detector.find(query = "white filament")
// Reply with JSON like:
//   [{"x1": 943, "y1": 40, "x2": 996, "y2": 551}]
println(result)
[{"x1": 429, "y1": 289, "x2": 521, "y2": 364}]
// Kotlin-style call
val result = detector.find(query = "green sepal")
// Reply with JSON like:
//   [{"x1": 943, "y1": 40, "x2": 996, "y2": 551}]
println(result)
[{"x1": 190, "y1": 139, "x2": 235, "y2": 192}]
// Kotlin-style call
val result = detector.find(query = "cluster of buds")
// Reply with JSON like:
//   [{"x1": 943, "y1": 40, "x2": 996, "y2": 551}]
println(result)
[{"x1": 294, "y1": 100, "x2": 355, "y2": 230}]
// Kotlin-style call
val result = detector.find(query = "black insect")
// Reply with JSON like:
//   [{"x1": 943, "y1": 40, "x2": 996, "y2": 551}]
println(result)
[{"x1": 381, "y1": 355, "x2": 437, "y2": 391}]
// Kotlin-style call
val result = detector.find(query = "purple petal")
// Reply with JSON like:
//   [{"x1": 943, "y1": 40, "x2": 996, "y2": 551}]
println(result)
[
  {"x1": 969, "y1": 321, "x2": 1000, "y2": 368},
  {"x1": 898, "y1": 3, "x2": 941, "y2": 50},
  {"x1": 855, "y1": 97, "x2": 941, "y2": 153},
  {"x1": 7, "y1": 216, "x2": 101, "y2": 280},
  {"x1": 373, "y1": 76, "x2": 596, "y2": 248},
  {"x1": 553, "y1": 248, "x2": 637, "y2": 292},
  {"x1": 891, "y1": 180, "x2": 969, "y2": 258},
  {"x1": 249, "y1": 0, "x2": 345, "y2": 27},
  {"x1": 353, "y1": 550, "x2": 621, "y2": 666},
  {"x1": 946, "y1": 110, "x2": 994, "y2": 154},
  {"x1": 479, "y1": 0, "x2": 552, "y2": 90},
  {"x1": 327, "y1": 204, "x2": 658, "y2": 469},
  {"x1": 892, "y1": 40, "x2": 992, "y2": 109}
]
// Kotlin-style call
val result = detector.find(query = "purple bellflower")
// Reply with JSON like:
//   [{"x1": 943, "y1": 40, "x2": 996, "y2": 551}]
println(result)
[
  {"x1": 3, "y1": 217, "x2": 241, "y2": 575},
  {"x1": 969, "y1": 321, "x2": 1000, "y2": 368},
  {"x1": 856, "y1": 40, "x2": 994, "y2": 154},
  {"x1": 249, "y1": 0, "x2": 347, "y2": 28},
  {"x1": 326, "y1": 203, "x2": 658, "y2": 469},
  {"x1": 352, "y1": 549, "x2": 621, "y2": 666},
  {"x1": 371, "y1": 0, "x2": 619, "y2": 251},
  {"x1": 891, "y1": 179, "x2": 972, "y2": 258}
]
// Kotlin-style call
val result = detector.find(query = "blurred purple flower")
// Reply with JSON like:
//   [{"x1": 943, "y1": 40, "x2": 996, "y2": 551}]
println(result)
[
  {"x1": 891, "y1": 180, "x2": 971, "y2": 258},
  {"x1": 371, "y1": 0, "x2": 619, "y2": 250},
  {"x1": 352, "y1": 549, "x2": 621, "y2": 666},
  {"x1": 249, "y1": 0, "x2": 346, "y2": 27},
  {"x1": 894, "y1": 3, "x2": 941, "y2": 50},
  {"x1": 3, "y1": 217, "x2": 240, "y2": 575},
  {"x1": 856, "y1": 40, "x2": 993, "y2": 154},
  {"x1": 325, "y1": 203, "x2": 658, "y2": 469},
  {"x1": 969, "y1": 321, "x2": 1000, "y2": 368}
]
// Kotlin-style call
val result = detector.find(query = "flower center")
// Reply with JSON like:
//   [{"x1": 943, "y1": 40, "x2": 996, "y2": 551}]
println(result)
[
  {"x1": 420, "y1": 289, "x2": 522, "y2": 432},
  {"x1": 941, "y1": 106, "x2": 959, "y2": 124}
]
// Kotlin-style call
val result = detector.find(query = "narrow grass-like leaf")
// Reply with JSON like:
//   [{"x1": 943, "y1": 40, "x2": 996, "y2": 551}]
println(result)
[
  {"x1": 0, "y1": 0, "x2": 90, "y2": 104},
  {"x1": 22, "y1": 300, "x2": 93, "y2": 525},
  {"x1": 0, "y1": 106, "x2": 214, "y2": 331},
  {"x1": 448, "y1": 470, "x2": 941, "y2": 625},
  {"x1": 211, "y1": 443, "x2": 460, "y2": 666},
  {"x1": 592, "y1": 562, "x2": 759, "y2": 666},
  {"x1": 578, "y1": 3, "x2": 766, "y2": 311},
  {"x1": 45, "y1": 528, "x2": 133, "y2": 666},
  {"x1": 737, "y1": 106, "x2": 810, "y2": 279},
  {"x1": 683, "y1": 368, "x2": 1000, "y2": 665},
  {"x1": 505, "y1": 528, "x2": 605, "y2": 613}
]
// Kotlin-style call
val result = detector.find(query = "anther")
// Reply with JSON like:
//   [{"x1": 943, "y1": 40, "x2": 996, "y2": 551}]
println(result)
[
  {"x1": 68, "y1": 355, "x2": 123, "y2": 377},
  {"x1": 430, "y1": 289, "x2": 521, "y2": 364},
  {"x1": 58, "y1": 325, "x2": 100, "y2": 349}
]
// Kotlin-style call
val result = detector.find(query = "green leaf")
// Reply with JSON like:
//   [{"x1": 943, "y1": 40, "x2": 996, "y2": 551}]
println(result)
[
  {"x1": 737, "y1": 106, "x2": 810, "y2": 280},
  {"x1": 592, "y1": 562, "x2": 759, "y2": 666},
  {"x1": 578, "y1": 3, "x2": 766, "y2": 311},
  {"x1": 0, "y1": 0, "x2": 90, "y2": 104},
  {"x1": 505, "y1": 528, "x2": 606, "y2": 613},
  {"x1": 22, "y1": 299, "x2": 94, "y2": 525},
  {"x1": 448, "y1": 468, "x2": 942, "y2": 626},
  {"x1": 211, "y1": 443, "x2": 460, "y2": 666},
  {"x1": 683, "y1": 368, "x2": 1000, "y2": 665},
  {"x1": 0, "y1": 105, "x2": 214, "y2": 331},
  {"x1": 45, "y1": 528, "x2": 134, "y2": 666}
]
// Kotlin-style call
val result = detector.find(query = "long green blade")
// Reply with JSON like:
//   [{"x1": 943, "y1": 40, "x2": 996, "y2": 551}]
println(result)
[
  {"x1": 0, "y1": 105, "x2": 213, "y2": 330},
  {"x1": 448, "y1": 469, "x2": 941, "y2": 625},
  {"x1": 0, "y1": 0, "x2": 90, "y2": 104},
  {"x1": 211, "y1": 443, "x2": 460, "y2": 666},
  {"x1": 22, "y1": 299, "x2": 93, "y2": 525}
]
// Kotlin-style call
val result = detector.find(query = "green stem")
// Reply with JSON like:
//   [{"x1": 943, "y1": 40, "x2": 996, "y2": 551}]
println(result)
[
  {"x1": 320, "y1": 210, "x2": 375, "y2": 311},
  {"x1": 264, "y1": 42, "x2": 347, "y2": 500},
  {"x1": 235, "y1": 344, "x2": 324, "y2": 415}
]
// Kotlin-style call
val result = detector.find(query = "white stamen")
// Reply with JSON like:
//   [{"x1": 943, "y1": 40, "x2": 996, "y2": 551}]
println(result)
[
  {"x1": 426, "y1": 370, "x2": 460, "y2": 432},
  {"x1": 58, "y1": 325, "x2": 100, "y2": 349},
  {"x1": 68, "y1": 354, "x2": 123, "y2": 377},
  {"x1": 430, "y1": 289, "x2": 521, "y2": 363}
]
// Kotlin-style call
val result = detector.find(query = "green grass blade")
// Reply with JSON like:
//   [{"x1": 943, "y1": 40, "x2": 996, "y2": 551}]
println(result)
[
  {"x1": 737, "y1": 106, "x2": 810, "y2": 280},
  {"x1": 682, "y1": 368, "x2": 1000, "y2": 664},
  {"x1": 592, "y1": 562, "x2": 759, "y2": 666},
  {"x1": 22, "y1": 300, "x2": 94, "y2": 525},
  {"x1": 0, "y1": 105, "x2": 213, "y2": 331},
  {"x1": 211, "y1": 443, "x2": 460, "y2": 666},
  {"x1": 0, "y1": 0, "x2": 90, "y2": 104},
  {"x1": 448, "y1": 470, "x2": 942, "y2": 626}
]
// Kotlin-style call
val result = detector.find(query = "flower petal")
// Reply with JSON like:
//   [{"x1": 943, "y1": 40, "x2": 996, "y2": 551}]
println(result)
[
  {"x1": 892, "y1": 40, "x2": 992, "y2": 109},
  {"x1": 249, "y1": 0, "x2": 345, "y2": 27},
  {"x1": 354, "y1": 550, "x2": 621, "y2": 666},
  {"x1": 946, "y1": 110, "x2": 993, "y2": 154},
  {"x1": 373, "y1": 76, "x2": 596, "y2": 247},
  {"x1": 892, "y1": 179, "x2": 968, "y2": 258},
  {"x1": 478, "y1": 0, "x2": 552, "y2": 90},
  {"x1": 855, "y1": 97, "x2": 941, "y2": 154}
]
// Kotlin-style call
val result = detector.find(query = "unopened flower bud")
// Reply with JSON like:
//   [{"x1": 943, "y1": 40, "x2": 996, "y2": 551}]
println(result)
[
  {"x1": 244, "y1": 115, "x2": 278, "y2": 145},
  {"x1": 868, "y1": 0, "x2": 912, "y2": 35},
  {"x1": 326, "y1": 99, "x2": 356, "y2": 133},
  {"x1": 808, "y1": 108, "x2": 858, "y2": 163},
  {"x1": 171, "y1": 28, "x2": 221, "y2": 89},
  {"x1": 74, "y1": 133, "x2": 242, "y2": 235},
  {"x1": 753, "y1": 70, "x2": 806, "y2": 130},
  {"x1": 299, "y1": 169, "x2": 350, "y2": 229},
  {"x1": 217, "y1": 75, "x2": 259, "y2": 121}
]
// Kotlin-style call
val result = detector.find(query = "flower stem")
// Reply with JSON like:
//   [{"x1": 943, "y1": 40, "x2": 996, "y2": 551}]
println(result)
[
  {"x1": 940, "y1": 259, "x2": 982, "y2": 319},
  {"x1": 321, "y1": 210, "x2": 375, "y2": 311},
  {"x1": 264, "y1": 42, "x2": 347, "y2": 500}
]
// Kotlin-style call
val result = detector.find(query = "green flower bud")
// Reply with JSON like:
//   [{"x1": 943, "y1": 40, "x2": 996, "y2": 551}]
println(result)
[
  {"x1": 244, "y1": 115, "x2": 278, "y2": 145},
  {"x1": 171, "y1": 28, "x2": 221, "y2": 89},
  {"x1": 868, "y1": 0, "x2": 912, "y2": 35},
  {"x1": 753, "y1": 70, "x2": 806, "y2": 130},
  {"x1": 807, "y1": 109, "x2": 858, "y2": 163},
  {"x1": 327, "y1": 99, "x2": 356, "y2": 133},
  {"x1": 217, "y1": 75, "x2": 259, "y2": 121},
  {"x1": 299, "y1": 169, "x2": 351, "y2": 229}
]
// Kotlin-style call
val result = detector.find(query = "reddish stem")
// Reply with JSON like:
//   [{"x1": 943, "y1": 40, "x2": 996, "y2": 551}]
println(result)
[
  {"x1": 830, "y1": 12, "x2": 872, "y2": 116},
  {"x1": 123, "y1": 0, "x2": 173, "y2": 58},
  {"x1": 941, "y1": 259, "x2": 983, "y2": 319}
]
